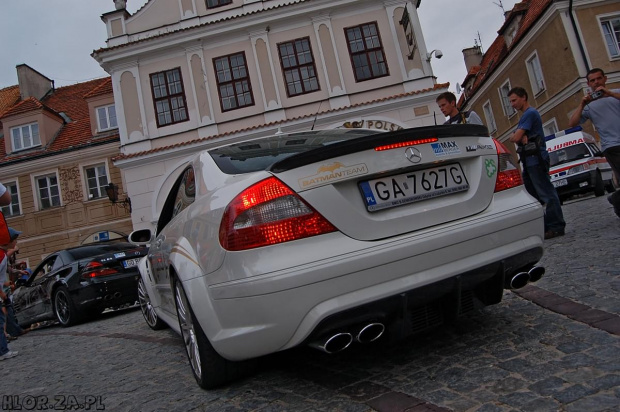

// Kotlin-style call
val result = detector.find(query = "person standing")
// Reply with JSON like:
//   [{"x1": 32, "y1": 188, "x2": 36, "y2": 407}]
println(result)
[
  {"x1": 568, "y1": 68, "x2": 620, "y2": 217},
  {"x1": 436, "y1": 92, "x2": 484, "y2": 125},
  {"x1": 508, "y1": 87, "x2": 566, "y2": 239},
  {"x1": 0, "y1": 228, "x2": 19, "y2": 360}
]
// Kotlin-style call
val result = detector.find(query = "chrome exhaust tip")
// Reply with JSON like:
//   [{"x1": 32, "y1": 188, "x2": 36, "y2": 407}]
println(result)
[
  {"x1": 308, "y1": 332, "x2": 353, "y2": 354},
  {"x1": 528, "y1": 266, "x2": 545, "y2": 283},
  {"x1": 355, "y1": 323, "x2": 385, "y2": 343},
  {"x1": 508, "y1": 272, "x2": 530, "y2": 289}
]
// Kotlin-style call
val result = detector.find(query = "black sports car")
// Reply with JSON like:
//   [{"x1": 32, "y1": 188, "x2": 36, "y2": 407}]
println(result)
[{"x1": 12, "y1": 242, "x2": 147, "y2": 327}]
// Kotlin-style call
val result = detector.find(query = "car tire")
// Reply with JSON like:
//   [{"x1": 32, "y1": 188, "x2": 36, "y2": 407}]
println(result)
[
  {"x1": 594, "y1": 171, "x2": 605, "y2": 197},
  {"x1": 173, "y1": 277, "x2": 255, "y2": 389},
  {"x1": 54, "y1": 286, "x2": 81, "y2": 327},
  {"x1": 138, "y1": 277, "x2": 167, "y2": 330}
]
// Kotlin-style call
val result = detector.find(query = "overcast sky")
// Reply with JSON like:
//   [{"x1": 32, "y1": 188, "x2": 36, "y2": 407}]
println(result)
[{"x1": 0, "y1": 0, "x2": 519, "y2": 94}]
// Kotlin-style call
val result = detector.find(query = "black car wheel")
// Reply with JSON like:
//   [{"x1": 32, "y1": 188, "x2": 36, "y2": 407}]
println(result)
[
  {"x1": 138, "y1": 277, "x2": 166, "y2": 330},
  {"x1": 54, "y1": 287, "x2": 80, "y2": 327},
  {"x1": 173, "y1": 277, "x2": 254, "y2": 389}
]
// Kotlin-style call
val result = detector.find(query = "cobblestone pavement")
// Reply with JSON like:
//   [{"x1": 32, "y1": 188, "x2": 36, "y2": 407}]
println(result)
[{"x1": 5, "y1": 195, "x2": 620, "y2": 412}]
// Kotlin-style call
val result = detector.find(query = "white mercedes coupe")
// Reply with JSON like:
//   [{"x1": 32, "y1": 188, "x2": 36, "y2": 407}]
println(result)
[{"x1": 130, "y1": 124, "x2": 545, "y2": 388}]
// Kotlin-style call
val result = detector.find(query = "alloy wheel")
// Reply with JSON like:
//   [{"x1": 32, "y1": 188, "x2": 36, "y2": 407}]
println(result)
[
  {"x1": 138, "y1": 278, "x2": 158, "y2": 327},
  {"x1": 175, "y1": 282, "x2": 202, "y2": 379}
]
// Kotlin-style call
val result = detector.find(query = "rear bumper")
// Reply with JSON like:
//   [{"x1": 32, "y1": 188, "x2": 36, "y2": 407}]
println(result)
[
  {"x1": 73, "y1": 273, "x2": 139, "y2": 310},
  {"x1": 184, "y1": 193, "x2": 544, "y2": 361}
]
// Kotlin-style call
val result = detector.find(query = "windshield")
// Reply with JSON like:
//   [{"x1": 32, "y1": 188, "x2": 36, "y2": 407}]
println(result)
[{"x1": 548, "y1": 144, "x2": 591, "y2": 167}]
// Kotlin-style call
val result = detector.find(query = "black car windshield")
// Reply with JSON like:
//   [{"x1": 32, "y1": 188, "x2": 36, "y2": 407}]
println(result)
[
  {"x1": 209, "y1": 129, "x2": 379, "y2": 174},
  {"x1": 549, "y1": 144, "x2": 591, "y2": 167},
  {"x1": 67, "y1": 243, "x2": 137, "y2": 260}
]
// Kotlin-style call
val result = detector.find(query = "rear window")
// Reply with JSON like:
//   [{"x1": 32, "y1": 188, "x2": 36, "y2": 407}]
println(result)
[
  {"x1": 67, "y1": 243, "x2": 137, "y2": 260},
  {"x1": 209, "y1": 129, "x2": 379, "y2": 174}
]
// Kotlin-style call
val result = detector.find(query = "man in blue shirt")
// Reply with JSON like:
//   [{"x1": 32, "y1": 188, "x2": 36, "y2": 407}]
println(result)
[
  {"x1": 568, "y1": 68, "x2": 620, "y2": 217},
  {"x1": 508, "y1": 87, "x2": 565, "y2": 239}
]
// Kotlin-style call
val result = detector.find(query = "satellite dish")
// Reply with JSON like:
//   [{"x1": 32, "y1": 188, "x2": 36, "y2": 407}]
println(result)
[{"x1": 456, "y1": 83, "x2": 462, "y2": 94}]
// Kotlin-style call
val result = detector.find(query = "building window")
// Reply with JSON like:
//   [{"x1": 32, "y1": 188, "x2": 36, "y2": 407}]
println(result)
[
  {"x1": 498, "y1": 81, "x2": 516, "y2": 117},
  {"x1": 214, "y1": 52, "x2": 254, "y2": 112},
  {"x1": 150, "y1": 68, "x2": 189, "y2": 127},
  {"x1": 96, "y1": 105, "x2": 117, "y2": 131},
  {"x1": 600, "y1": 16, "x2": 620, "y2": 57},
  {"x1": 526, "y1": 52, "x2": 545, "y2": 95},
  {"x1": 543, "y1": 118, "x2": 559, "y2": 138},
  {"x1": 1, "y1": 182, "x2": 20, "y2": 217},
  {"x1": 345, "y1": 22, "x2": 389, "y2": 82},
  {"x1": 36, "y1": 174, "x2": 61, "y2": 209},
  {"x1": 206, "y1": 0, "x2": 231, "y2": 8},
  {"x1": 278, "y1": 38, "x2": 320, "y2": 97},
  {"x1": 85, "y1": 164, "x2": 109, "y2": 200},
  {"x1": 482, "y1": 101, "x2": 497, "y2": 133},
  {"x1": 11, "y1": 123, "x2": 41, "y2": 151}
]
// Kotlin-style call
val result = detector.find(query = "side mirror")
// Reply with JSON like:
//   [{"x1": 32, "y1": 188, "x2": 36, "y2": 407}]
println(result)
[{"x1": 129, "y1": 229, "x2": 153, "y2": 245}]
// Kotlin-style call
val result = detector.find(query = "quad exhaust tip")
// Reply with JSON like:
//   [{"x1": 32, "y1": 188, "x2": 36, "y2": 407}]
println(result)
[
  {"x1": 507, "y1": 266, "x2": 545, "y2": 289},
  {"x1": 308, "y1": 332, "x2": 353, "y2": 354},
  {"x1": 356, "y1": 323, "x2": 385, "y2": 343}
]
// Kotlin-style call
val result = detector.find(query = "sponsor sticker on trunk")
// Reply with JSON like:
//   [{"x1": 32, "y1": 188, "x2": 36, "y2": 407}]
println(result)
[
  {"x1": 431, "y1": 141, "x2": 460, "y2": 157},
  {"x1": 299, "y1": 162, "x2": 368, "y2": 189}
]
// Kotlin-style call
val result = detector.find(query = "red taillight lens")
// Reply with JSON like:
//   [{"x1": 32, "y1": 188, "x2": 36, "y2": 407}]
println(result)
[
  {"x1": 219, "y1": 177, "x2": 337, "y2": 251},
  {"x1": 81, "y1": 261, "x2": 119, "y2": 279},
  {"x1": 493, "y1": 139, "x2": 523, "y2": 192}
]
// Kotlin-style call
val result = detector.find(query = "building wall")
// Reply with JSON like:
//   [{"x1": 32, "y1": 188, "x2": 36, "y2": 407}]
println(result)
[{"x1": 2, "y1": 144, "x2": 132, "y2": 268}]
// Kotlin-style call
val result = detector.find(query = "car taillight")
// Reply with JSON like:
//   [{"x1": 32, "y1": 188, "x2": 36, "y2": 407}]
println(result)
[
  {"x1": 493, "y1": 139, "x2": 523, "y2": 192},
  {"x1": 81, "y1": 261, "x2": 119, "y2": 279},
  {"x1": 220, "y1": 176, "x2": 337, "y2": 251}
]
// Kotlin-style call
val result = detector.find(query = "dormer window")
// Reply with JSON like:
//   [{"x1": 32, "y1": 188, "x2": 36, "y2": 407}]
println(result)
[
  {"x1": 11, "y1": 122, "x2": 41, "y2": 151},
  {"x1": 96, "y1": 104, "x2": 117, "y2": 131}
]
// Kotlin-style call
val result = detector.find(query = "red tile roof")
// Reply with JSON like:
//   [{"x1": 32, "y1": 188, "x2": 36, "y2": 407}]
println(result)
[
  {"x1": 83, "y1": 77, "x2": 113, "y2": 99},
  {"x1": 461, "y1": 0, "x2": 552, "y2": 99},
  {"x1": 113, "y1": 82, "x2": 450, "y2": 161},
  {"x1": 0, "y1": 77, "x2": 119, "y2": 163}
]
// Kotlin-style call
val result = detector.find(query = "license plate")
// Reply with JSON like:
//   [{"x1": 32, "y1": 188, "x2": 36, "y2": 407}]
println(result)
[
  {"x1": 552, "y1": 178, "x2": 567, "y2": 188},
  {"x1": 359, "y1": 163, "x2": 469, "y2": 211},
  {"x1": 122, "y1": 258, "x2": 140, "y2": 269}
]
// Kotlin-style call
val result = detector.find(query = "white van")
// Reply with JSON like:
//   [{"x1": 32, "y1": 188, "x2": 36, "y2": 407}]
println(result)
[{"x1": 546, "y1": 127, "x2": 615, "y2": 201}]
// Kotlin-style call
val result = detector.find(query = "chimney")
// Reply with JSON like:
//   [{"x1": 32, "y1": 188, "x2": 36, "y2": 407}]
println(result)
[
  {"x1": 16, "y1": 64, "x2": 54, "y2": 100},
  {"x1": 462, "y1": 46, "x2": 483, "y2": 73}
]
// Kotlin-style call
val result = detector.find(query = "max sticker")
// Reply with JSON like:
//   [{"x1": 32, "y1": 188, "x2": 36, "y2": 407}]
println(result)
[
  {"x1": 431, "y1": 141, "x2": 461, "y2": 156},
  {"x1": 299, "y1": 162, "x2": 368, "y2": 189}
]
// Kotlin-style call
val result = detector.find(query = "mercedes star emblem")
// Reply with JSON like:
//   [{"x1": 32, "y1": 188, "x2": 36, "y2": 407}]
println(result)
[{"x1": 405, "y1": 147, "x2": 422, "y2": 164}]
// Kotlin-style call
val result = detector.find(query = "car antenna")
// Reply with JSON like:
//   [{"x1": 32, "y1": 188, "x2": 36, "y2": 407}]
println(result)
[
  {"x1": 433, "y1": 111, "x2": 437, "y2": 125},
  {"x1": 310, "y1": 99, "x2": 324, "y2": 131}
]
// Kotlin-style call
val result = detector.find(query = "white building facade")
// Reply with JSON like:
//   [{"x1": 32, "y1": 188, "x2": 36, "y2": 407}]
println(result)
[{"x1": 93, "y1": 0, "x2": 448, "y2": 229}]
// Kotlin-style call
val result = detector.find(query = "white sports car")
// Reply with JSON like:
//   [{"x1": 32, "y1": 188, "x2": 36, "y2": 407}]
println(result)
[{"x1": 129, "y1": 125, "x2": 545, "y2": 388}]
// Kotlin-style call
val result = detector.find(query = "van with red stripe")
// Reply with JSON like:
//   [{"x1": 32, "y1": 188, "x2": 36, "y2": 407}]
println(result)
[{"x1": 547, "y1": 127, "x2": 615, "y2": 201}]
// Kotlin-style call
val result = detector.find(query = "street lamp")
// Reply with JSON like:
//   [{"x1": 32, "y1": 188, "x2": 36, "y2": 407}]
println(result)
[{"x1": 105, "y1": 182, "x2": 132, "y2": 213}]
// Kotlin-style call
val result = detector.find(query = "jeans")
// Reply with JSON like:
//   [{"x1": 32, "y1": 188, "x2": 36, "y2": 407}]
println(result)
[
  {"x1": 0, "y1": 311, "x2": 8, "y2": 356},
  {"x1": 522, "y1": 156, "x2": 566, "y2": 233},
  {"x1": 5, "y1": 303, "x2": 23, "y2": 337}
]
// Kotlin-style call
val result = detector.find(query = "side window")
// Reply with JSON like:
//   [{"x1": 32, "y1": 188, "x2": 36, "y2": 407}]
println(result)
[
  {"x1": 206, "y1": 0, "x2": 231, "y2": 8},
  {"x1": 498, "y1": 80, "x2": 516, "y2": 117},
  {"x1": 600, "y1": 16, "x2": 620, "y2": 58},
  {"x1": 156, "y1": 167, "x2": 195, "y2": 235},
  {"x1": 214, "y1": 52, "x2": 254, "y2": 112},
  {"x1": 344, "y1": 22, "x2": 389, "y2": 82},
  {"x1": 35, "y1": 173, "x2": 61, "y2": 210},
  {"x1": 482, "y1": 100, "x2": 497, "y2": 133},
  {"x1": 34, "y1": 256, "x2": 58, "y2": 280},
  {"x1": 150, "y1": 68, "x2": 189, "y2": 127},
  {"x1": 171, "y1": 168, "x2": 196, "y2": 219},
  {"x1": 1, "y1": 181, "x2": 20, "y2": 217},
  {"x1": 526, "y1": 52, "x2": 545, "y2": 95},
  {"x1": 11, "y1": 122, "x2": 41, "y2": 152},
  {"x1": 96, "y1": 105, "x2": 118, "y2": 131},
  {"x1": 278, "y1": 37, "x2": 320, "y2": 97},
  {"x1": 84, "y1": 164, "x2": 109, "y2": 200}
]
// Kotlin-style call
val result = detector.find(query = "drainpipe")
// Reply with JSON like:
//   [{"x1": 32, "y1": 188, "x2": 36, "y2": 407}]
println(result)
[{"x1": 569, "y1": 0, "x2": 590, "y2": 72}]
